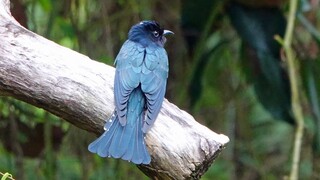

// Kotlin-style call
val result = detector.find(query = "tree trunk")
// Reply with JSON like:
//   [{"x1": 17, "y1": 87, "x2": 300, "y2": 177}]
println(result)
[{"x1": 0, "y1": 0, "x2": 229, "y2": 179}]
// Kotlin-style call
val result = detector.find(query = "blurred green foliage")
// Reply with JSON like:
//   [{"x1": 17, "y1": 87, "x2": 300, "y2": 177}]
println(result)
[{"x1": 1, "y1": 0, "x2": 320, "y2": 179}]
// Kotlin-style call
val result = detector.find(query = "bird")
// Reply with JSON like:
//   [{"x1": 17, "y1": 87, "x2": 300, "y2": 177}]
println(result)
[{"x1": 88, "y1": 21, "x2": 173, "y2": 164}]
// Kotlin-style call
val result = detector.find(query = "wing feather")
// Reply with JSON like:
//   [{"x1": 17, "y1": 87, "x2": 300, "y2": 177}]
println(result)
[
  {"x1": 141, "y1": 46, "x2": 169, "y2": 132},
  {"x1": 114, "y1": 40, "x2": 144, "y2": 125}
]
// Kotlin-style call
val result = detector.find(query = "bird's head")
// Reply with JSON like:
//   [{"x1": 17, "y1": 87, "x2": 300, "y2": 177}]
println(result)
[{"x1": 128, "y1": 21, "x2": 174, "y2": 47}]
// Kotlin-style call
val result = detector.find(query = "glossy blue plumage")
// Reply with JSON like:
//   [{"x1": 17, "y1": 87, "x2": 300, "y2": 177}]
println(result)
[{"x1": 88, "y1": 21, "x2": 172, "y2": 164}]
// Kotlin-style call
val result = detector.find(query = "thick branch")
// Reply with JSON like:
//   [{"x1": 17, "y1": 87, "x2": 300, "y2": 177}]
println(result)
[{"x1": 0, "y1": 0, "x2": 229, "y2": 179}]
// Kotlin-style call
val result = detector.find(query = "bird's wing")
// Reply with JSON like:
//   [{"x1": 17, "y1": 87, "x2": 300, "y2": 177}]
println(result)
[
  {"x1": 114, "y1": 40, "x2": 145, "y2": 125},
  {"x1": 141, "y1": 46, "x2": 169, "y2": 132}
]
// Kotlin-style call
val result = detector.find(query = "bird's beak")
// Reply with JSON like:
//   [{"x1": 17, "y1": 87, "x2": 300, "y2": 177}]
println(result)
[{"x1": 163, "y1": 30, "x2": 174, "y2": 35}]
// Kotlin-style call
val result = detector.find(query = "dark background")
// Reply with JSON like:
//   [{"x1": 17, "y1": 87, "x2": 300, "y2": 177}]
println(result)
[{"x1": 1, "y1": 0, "x2": 320, "y2": 179}]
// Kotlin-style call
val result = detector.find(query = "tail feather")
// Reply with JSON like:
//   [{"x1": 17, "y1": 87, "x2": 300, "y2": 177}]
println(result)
[
  {"x1": 88, "y1": 88, "x2": 151, "y2": 164},
  {"x1": 88, "y1": 118, "x2": 117, "y2": 157},
  {"x1": 121, "y1": 130, "x2": 135, "y2": 161},
  {"x1": 100, "y1": 120, "x2": 121, "y2": 157},
  {"x1": 132, "y1": 116, "x2": 144, "y2": 164},
  {"x1": 109, "y1": 119, "x2": 135, "y2": 158},
  {"x1": 132, "y1": 113, "x2": 151, "y2": 164},
  {"x1": 108, "y1": 95, "x2": 143, "y2": 159},
  {"x1": 140, "y1": 121, "x2": 151, "y2": 163},
  {"x1": 88, "y1": 111, "x2": 151, "y2": 164},
  {"x1": 120, "y1": 113, "x2": 150, "y2": 164},
  {"x1": 122, "y1": 111, "x2": 141, "y2": 161}
]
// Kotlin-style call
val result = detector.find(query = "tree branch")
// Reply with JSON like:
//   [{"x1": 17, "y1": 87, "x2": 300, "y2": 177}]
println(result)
[{"x1": 0, "y1": 0, "x2": 229, "y2": 179}]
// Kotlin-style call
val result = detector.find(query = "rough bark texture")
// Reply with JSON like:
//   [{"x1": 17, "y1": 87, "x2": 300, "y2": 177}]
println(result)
[{"x1": 0, "y1": 0, "x2": 229, "y2": 179}]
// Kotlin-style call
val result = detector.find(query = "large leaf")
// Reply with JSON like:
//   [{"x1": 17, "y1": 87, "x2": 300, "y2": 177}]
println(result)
[
  {"x1": 181, "y1": 0, "x2": 223, "y2": 54},
  {"x1": 182, "y1": 0, "x2": 225, "y2": 107},
  {"x1": 188, "y1": 32, "x2": 226, "y2": 107},
  {"x1": 301, "y1": 60, "x2": 320, "y2": 153},
  {"x1": 228, "y1": 2, "x2": 294, "y2": 124}
]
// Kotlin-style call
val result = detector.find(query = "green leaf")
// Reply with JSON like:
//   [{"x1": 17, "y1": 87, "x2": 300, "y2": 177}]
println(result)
[
  {"x1": 38, "y1": 0, "x2": 52, "y2": 12},
  {"x1": 301, "y1": 60, "x2": 320, "y2": 153},
  {"x1": 1, "y1": 172, "x2": 13, "y2": 180},
  {"x1": 188, "y1": 32, "x2": 226, "y2": 107},
  {"x1": 181, "y1": 0, "x2": 223, "y2": 53},
  {"x1": 228, "y1": 2, "x2": 294, "y2": 124}
]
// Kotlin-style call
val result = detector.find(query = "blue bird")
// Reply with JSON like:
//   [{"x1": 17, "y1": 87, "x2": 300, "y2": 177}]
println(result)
[{"x1": 88, "y1": 21, "x2": 173, "y2": 164}]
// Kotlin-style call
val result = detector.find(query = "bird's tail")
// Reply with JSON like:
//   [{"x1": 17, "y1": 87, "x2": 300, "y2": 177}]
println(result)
[{"x1": 88, "y1": 89, "x2": 151, "y2": 164}]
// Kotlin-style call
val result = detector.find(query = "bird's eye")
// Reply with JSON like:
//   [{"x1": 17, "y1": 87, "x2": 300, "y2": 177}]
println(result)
[{"x1": 152, "y1": 31, "x2": 159, "y2": 37}]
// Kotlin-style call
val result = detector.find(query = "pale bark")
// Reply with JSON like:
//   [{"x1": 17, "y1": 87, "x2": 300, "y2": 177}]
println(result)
[{"x1": 0, "y1": 0, "x2": 229, "y2": 179}]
